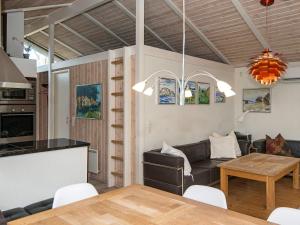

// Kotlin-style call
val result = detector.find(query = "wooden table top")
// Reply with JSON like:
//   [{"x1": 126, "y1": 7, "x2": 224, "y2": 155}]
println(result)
[
  {"x1": 9, "y1": 184, "x2": 272, "y2": 225},
  {"x1": 219, "y1": 153, "x2": 300, "y2": 176}
]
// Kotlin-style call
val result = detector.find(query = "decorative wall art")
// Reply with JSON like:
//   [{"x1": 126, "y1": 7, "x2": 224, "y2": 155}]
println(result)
[
  {"x1": 198, "y1": 82, "x2": 210, "y2": 104},
  {"x1": 215, "y1": 87, "x2": 226, "y2": 103},
  {"x1": 243, "y1": 88, "x2": 271, "y2": 113},
  {"x1": 76, "y1": 84, "x2": 102, "y2": 119},
  {"x1": 185, "y1": 81, "x2": 197, "y2": 104},
  {"x1": 158, "y1": 78, "x2": 177, "y2": 104}
]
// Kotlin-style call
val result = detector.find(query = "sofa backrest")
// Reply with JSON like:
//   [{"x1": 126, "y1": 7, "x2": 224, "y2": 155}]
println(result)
[
  {"x1": 253, "y1": 139, "x2": 300, "y2": 157},
  {"x1": 287, "y1": 140, "x2": 300, "y2": 157},
  {"x1": 174, "y1": 140, "x2": 211, "y2": 163}
]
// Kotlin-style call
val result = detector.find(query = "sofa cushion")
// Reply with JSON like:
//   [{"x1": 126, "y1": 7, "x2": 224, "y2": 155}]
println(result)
[
  {"x1": 192, "y1": 159, "x2": 232, "y2": 183},
  {"x1": 2, "y1": 208, "x2": 29, "y2": 222},
  {"x1": 209, "y1": 135, "x2": 236, "y2": 159},
  {"x1": 192, "y1": 159, "x2": 225, "y2": 169},
  {"x1": 24, "y1": 198, "x2": 53, "y2": 215},
  {"x1": 176, "y1": 140, "x2": 211, "y2": 163},
  {"x1": 213, "y1": 131, "x2": 242, "y2": 156},
  {"x1": 266, "y1": 134, "x2": 292, "y2": 156},
  {"x1": 161, "y1": 142, "x2": 191, "y2": 176},
  {"x1": 184, "y1": 168, "x2": 210, "y2": 191}
]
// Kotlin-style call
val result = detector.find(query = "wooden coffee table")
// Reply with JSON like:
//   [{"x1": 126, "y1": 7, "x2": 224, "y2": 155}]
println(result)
[{"x1": 218, "y1": 153, "x2": 300, "y2": 210}]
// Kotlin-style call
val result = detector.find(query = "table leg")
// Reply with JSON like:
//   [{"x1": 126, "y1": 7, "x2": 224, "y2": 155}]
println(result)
[
  {"x1": 220, "y1": 168, "x2": 228, "y2": 197},
  {"x1": 293, "y1": 163, "x2": 299, "y2": 189},
  {"x1": 266, "y1": 177, "x2": 275, "y2": 210}
]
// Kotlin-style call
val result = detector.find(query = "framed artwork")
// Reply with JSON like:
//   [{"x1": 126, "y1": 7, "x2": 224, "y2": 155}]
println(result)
[
  {"x1": 215, "y1": 87, "x2": 225, "y2": 103},
  {"x1": 158, "y1": 78, "x2": 177, "y2": 104},
  {"x1": 76, "y1": 84, "x2": 102, "y2": 119},
  {"x1": 243, "y1": 88, "x2": 271, "y2": 113},
  {"x1": 185, "y1": 81, "x2": 197, "y2": 104},
  {"x1": 197, "y1": 82, "x2": 210, "y2": 104}
]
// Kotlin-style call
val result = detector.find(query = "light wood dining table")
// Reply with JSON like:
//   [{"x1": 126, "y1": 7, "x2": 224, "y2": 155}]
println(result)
[{"x1": 9, "y1": 184, "x2": 273, "y2": 225}]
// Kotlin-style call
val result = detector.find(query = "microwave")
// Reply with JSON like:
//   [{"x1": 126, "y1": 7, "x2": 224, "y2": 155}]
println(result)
[{"x1": 0, "y1": 79, "x2": 36, "y2": 104}]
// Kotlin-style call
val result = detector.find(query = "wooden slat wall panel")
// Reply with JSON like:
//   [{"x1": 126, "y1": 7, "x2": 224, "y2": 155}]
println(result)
[
  {"x1": 36, "y1": 72, "x2": 48, "y2": 140},
  {"x1": 69, "y1": 60, "x2": 108, "y2": 182}
]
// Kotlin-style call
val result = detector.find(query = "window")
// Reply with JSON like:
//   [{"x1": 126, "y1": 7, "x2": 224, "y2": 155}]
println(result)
[{"x1": 24, "y1": 41, "x2": 62, "y2": 67}]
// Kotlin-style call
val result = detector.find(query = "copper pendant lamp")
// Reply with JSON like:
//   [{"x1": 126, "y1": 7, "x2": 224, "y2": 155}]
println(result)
[{"x1": 248, "y1": 0, "x2": 287, "y2": 85}]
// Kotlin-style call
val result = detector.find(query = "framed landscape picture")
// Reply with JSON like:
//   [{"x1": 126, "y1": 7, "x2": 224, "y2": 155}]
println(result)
[
  {"x1": 243, "y1": 88, "x2": 271, "y2": 113},
  {"x1": 158, "y1": 78, "x2": 177, "y2": 104},
  {"x1": 76, "y1": 84, "x2": 102, "y2": 119},
  {"x1": 197, "y1": 82, "x2": 210, "y2": 104},
  {"x1": 185, "y1": 81, "x2": 197, "y2": 104},
  {"x1": 215, "y1": 87, "x2": 225, "y2": 103}
]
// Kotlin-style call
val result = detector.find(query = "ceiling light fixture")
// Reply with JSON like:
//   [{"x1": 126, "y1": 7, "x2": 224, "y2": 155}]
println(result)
[
  {"x1": 132, "y1": 0, "x2": 236, "y2": 105},
  {"x1": 248, "y1": 0, "x2": 287, "y2": 85}
]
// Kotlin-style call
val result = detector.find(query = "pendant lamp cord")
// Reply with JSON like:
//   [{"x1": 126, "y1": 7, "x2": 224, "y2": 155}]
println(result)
[
  {"x1": 265, "y1": 3, "x2": 269, "y2": 47},
  {"x1": 181, "y1": 0, "x2": 186, "y2": 91}
]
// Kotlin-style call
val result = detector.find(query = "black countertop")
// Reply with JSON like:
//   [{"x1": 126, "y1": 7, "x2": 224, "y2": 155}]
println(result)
[{"x1": 0, "y1": 138, "x2": 90, "y2": 158}]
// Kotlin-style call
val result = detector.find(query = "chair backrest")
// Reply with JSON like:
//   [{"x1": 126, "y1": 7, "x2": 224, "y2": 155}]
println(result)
[
  {"x1": 268, "y1": 207, "x2": 300, "y2": 225},
  {"x1": 52, "y1": 183, "x2": 98, "y2": 208},
  {"x1": 183, "y1": 185, "x2": 227, "y2": 209}
]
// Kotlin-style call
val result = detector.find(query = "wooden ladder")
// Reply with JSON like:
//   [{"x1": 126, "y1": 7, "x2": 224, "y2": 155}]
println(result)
[{"x1": 109, "y1": 57, "x2": 124, "y2": 187}]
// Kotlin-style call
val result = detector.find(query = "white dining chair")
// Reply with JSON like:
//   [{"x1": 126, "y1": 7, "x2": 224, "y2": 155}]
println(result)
[
  {"x1": 267, "y1": 207, "x2": 300, "y2": 225},
  {"x1": 183, "y1": 185, "x2": 227, "y2": 209},
  {"x1": 52, "y1": 183, "x2": 98, "y2": 208}
]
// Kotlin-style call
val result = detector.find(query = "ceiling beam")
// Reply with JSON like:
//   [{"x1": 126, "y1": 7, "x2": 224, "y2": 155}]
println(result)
[
  {"x1": 231, "y1": 0, "x2": 270, "y2": 49},
  {"x1": 25, "y1": 0, "x2": 112, "y2": 37},
  {"x1": 39, "y1": 30, "x2": 83, "y2": 56},
  {"x1": 24, "y1": 15, "x2": 48, "y2": 21},
  {"x1": 163, "y1": 0, "x2": 230, "y2": 64},
  {"x1": 2, "y1": 3, "x2": 72, "y2": 13},
  {"x1": 59, "y1": 22, "x2": 105, "y2": 52},
  {"x1": 113, "y1": 0, "x2": 176, "y2": 52},
  {"x1": 83, "y1": 13, "x2": 130, "y2": 46}
]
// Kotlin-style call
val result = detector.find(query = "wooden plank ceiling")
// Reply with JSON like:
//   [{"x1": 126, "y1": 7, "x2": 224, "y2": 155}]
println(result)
[{"x1": 2, "y1": 0, "x2": 300, "y2": 66}]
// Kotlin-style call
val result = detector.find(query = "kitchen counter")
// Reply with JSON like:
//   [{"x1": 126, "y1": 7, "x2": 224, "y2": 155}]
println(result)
[
  {"x1": 0, "y1": 139, "x2": 90, "y2": 210},
  {"x1": 0, "y1": 138, "x2": 90, "y2": 157}
]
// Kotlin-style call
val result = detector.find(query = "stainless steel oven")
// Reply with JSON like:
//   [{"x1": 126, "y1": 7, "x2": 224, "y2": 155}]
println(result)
[
  {"x1": 0, "y1": 105, "x2": 36, "y2": 144},
  {"x1": 0, "y1": 79, "x2": 36, "y2": 105}
]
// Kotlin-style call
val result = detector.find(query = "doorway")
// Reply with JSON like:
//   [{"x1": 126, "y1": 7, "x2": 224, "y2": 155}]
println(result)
[{"x1": 53, "y1": 70, "x2": 70, "y2": 139}]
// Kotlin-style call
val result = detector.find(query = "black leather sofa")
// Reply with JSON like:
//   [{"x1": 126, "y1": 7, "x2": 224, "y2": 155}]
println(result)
[
  {"x1": 143, "y1": 133, "x2": 251, "y2": 195},
  {"x1": 253, "y1": 139, "x2": 300, "y2": 157},
  {"x1": 0, "y1": 198, "x2": 53, "y2": 223}
]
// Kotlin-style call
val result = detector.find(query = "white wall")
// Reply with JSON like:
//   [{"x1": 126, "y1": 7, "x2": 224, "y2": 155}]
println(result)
[
  {"x1": 234, "y1": 62, "x2": 300, "y2": 141},
  {"x1": 138, "y1": 46, "x2": 235, "y2": 160}
]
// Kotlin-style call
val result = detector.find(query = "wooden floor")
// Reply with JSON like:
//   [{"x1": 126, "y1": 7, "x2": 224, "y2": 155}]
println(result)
[{"x1": 215, "y1": 177, "x2": 300, "y2": 220}]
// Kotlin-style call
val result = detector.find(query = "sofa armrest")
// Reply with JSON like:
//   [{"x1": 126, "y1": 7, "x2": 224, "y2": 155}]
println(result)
[
  {"x1": 238, "y1": 140, "x2": 251, "y2": 155},
  {"x1": 143, "y1": 150, "x2": 184, "y2": 193},
  {"x1": 253, "y1": 139, "x2": 266, "y2": 153},
  {"x1": 143, "y1": 150, "x2": 184, "y2": 168}
]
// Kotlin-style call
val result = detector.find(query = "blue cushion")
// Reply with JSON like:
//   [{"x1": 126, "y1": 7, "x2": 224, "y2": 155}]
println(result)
[
  {"x1": 2, "y1": 208, "x2": 29, "y2": 222},
  {"x1": 24, "y1": 198, "x2": 53, "y2": 215}
]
